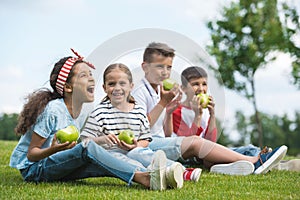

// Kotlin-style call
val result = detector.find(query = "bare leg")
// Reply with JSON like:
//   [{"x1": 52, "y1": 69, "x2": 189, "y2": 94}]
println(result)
[
  {"x1": 133, "y1": 172, "x2": 150, "y2": 188},
  {"x1": 180, "y1": 136, "x2": 258, "y2": 164}
]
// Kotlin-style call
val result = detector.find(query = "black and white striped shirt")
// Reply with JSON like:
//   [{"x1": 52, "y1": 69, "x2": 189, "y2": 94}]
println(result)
[{"x1": 81, "y1": 100, "x2": 152, "y2": 143}]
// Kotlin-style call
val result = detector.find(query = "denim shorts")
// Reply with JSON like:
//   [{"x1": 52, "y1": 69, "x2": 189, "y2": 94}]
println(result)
[{"x1": 148, "y1": 137, "x2": 184, "y2": 161}]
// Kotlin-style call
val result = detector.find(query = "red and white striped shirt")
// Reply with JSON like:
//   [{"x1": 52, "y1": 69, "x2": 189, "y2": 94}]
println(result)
[{"x1": 172, "y1": 104, "x2": 217, "y2": 141}]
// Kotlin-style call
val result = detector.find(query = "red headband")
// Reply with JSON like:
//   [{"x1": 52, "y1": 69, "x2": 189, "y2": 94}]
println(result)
[{"x1": 55, "y1": 48, "x2": 95, "y2": 96}]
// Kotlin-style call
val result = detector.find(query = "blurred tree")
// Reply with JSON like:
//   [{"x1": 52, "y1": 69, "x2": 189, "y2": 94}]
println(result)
[
  {"x1": 234, "y1": 110, "x2": 251, "y2": 146},
  {"x1": 234, "y1": 110, "x2": 300, "y2": 156},
  {"x1": 249, "y1": 113, "x2": 286, "y2": 147},
  {"x1": 290, "y1": 112, "x2": 300, "y2": 155},
  {"x1": 215, "y1": 117, "x2": 232, "y2": 146},
  {"x1": 207, "y1": 0, "x2": 300, "y2": 147},
  {"x1": 0, "y1": 113, "x2": 19, "y2": 141}
]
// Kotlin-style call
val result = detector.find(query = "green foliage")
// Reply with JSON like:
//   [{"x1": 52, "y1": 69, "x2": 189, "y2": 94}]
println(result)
[
  {"x1": 207, "y1": 0, "x2": 300, "y2": 92},
  {"x1": 0, "y1": 113, "x2": 20, "y2": 141},
  {"x1": 215, "y1": 118, "x2": 233, "y2": 146},
  {"x1": 234, "y1": 111, "x2": 251, "y2": 146},
  {"x1": 1, "y1": 140, "x2": 300, "y2": 200},
  {"x1": 206, "y1": 0, "x2": 300, "y2": 147},
  {"x1": 234, "y1": 111, "x2": 300, "y2": 156}
]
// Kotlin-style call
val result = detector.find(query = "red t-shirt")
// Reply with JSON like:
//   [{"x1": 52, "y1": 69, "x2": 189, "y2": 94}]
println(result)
[{"x1": 172, "y1": 104, "x2": 217, "y2": 141}]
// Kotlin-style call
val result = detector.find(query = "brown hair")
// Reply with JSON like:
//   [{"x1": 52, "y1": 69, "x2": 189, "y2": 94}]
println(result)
[
  {"x1": 143, "y1": 42, "x2": 175, "y2": 63},
  {"x1": 15, "y1": 57, "x2": 84, "y2": 135},
  {"x1": 181, "y1": 66, "x2": 208, "y2": 87},
  {"x1": 102, "y1": 63, "x2": 135, "y2": 103}
]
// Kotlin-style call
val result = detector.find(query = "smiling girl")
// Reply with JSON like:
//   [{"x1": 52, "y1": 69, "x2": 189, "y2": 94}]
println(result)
[
  {"x1": 9, "y1": 50, "x2": 167, "y2": 190},
  {"x1": 81, "y1": 63, "x2": 185, "y2": 190}
]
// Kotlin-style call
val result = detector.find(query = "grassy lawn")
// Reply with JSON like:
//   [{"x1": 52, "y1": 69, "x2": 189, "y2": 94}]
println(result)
[{"x1": 1, "y1": 140, "x2": 299, "y2": 200}]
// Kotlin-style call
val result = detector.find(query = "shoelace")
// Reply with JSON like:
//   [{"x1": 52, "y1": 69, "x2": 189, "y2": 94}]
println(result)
[{"x1": 258, "y1": 146, "x2": 272, "y2": 164}]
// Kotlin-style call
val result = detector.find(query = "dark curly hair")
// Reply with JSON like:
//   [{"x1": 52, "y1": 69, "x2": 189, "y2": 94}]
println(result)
[{"x1": 15, "y1": 57, "x2": 84, "y2": 135}]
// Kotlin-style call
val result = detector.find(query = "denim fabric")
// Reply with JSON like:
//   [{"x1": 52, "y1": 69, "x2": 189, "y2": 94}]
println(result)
[
  {"x1": 148, "y1": 137, "x2": 184, "y2": 161},
  {"x1": 127, "y1": 147, "x2": 175, "y2": 168},
  {"x1": 20, "y1": 140, "x2": 146, "y2": 185},
  {"x1": 108, "y1": 150, "x2": 146, "y2": 169},
  {"x1": 230, "y1": 144, "x2": 261, "y2": 156}
]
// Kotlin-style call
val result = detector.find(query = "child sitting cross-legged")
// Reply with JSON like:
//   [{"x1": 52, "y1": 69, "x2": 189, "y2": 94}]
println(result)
[{"x1": 81, "y1": 63, "x2": 186, "y2": 190}]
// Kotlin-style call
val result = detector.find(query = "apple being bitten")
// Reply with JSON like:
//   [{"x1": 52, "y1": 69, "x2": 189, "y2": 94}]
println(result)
[
  {"x1": 197, "y1": 93, "x2": 210, "y2": 108},
  {"x1": 118, "y1": 130, "x2": 135, "y2": 144},
  {"x1": 56, "y1": 125, "x2": 79, "y2": 143},
  {"x1": 163, "y1": 78, "x2": 176, "y2": 91}
]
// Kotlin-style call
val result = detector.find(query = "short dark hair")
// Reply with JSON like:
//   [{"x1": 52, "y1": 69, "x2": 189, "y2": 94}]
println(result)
[
  {"x1": 143, "y1": 42, "x2": 175, "y2": 63},
  {"x1": 181, "y1": 66, "x2": 208, "y2": 87}
]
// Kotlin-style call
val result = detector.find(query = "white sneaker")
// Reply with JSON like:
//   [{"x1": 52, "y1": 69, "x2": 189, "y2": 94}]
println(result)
[
  {"x1": 149, "y1": 150, "x2": 167, "y2": 190},
  {"x1": 166, "y1": 162, "x2": 184, "y2": 189},
  {"x1": 210, "y1": 160, "x2": 254, "y2": 175},
  {"x1": 272, "y1": 159, "x2": 300, "y2": 172}
]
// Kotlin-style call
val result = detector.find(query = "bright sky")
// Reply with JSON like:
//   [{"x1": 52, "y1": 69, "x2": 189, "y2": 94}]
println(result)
[{"x1": 1, "y1": 0, "x2": 299, "y2": 139}]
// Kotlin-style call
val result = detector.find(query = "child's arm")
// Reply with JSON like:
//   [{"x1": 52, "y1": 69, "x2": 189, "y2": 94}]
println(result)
[
  {"x1": 164, "y1": 109, "x2": 174, "y2": 137},
  {"x1": 136, "y1": 139, "x2": 150, "y2": 148},
  {"x1": 190, "y1": 95, "x2": 203, "y2": 131},
  {"x1": 164, "y1": 94, "x2": 182, "y2": 137},
  {"x1": 172, "y1": 95, "x2": 204, "y2": 137},
  {"x1": 27, "y1": 132, "x2": 76, "y2": 162},
  {"x1": 80, "y1": 114, "x2": 116, "y2": 146},
  {"x1": 148, "y1": 85, "x2": 180, "y2": 127},
  {"x1": 204, "y1": 116, "x2": 218, "y2": 142},
  {"x1": 137, "y1": 106, "x2": 153, "y2": 147},
  {"x1": 203, "y1": 96, "x2": 218, "y2": 142}
]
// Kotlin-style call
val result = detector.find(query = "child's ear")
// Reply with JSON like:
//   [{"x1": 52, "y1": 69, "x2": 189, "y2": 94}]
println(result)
[
  {"x1": 102, "y1": 84, "x2": 107, "y2": 93},
  {"x1": 64, "y1": 83, "x2": 73, "y2": 93},
  {"x1": 181, "y1": 85, "x2": 186, "y2": 92},
  {"x1": 141, "y1": 62, "x2": 148, "y2": 72}
]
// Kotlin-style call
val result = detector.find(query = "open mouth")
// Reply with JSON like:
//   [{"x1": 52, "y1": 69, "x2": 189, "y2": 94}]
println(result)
[{"x1": 87, "y1": 85, "x2": 95, "y2": 94}]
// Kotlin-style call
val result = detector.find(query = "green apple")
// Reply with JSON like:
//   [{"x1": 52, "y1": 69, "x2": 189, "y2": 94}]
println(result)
[
  {"x1": 163, "y1": 78, "x2": 176, "y2": 91},
  {"x1": 56, "y1": 125, "x2": 79, "y2": 143},
  {"x1": 197, "y1": 93, "x2": 210, "y2": 108},
  {"x1": 118, "y1": 130, "x2": 135, "y2": 144}
]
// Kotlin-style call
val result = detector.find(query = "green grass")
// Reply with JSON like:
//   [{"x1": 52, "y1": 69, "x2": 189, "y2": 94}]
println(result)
[{"x1": 1, "y1": 140, "x2": 299, "y2": 200}]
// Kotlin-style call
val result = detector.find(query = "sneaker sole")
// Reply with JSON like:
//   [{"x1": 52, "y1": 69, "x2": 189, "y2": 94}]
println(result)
[
  {"x1": 254, "y1": 145, "x2": 288, "y2": 174},
  {"x1": 191, "y1": 168, "x2": 202, "y2": 182},
  {"x1": 166, "y1": 163, "x2": 184, "y2": 189},
  {"x1": 150, "y1": 150, "x2": 167, "y2": 190},
  {"x1": 210, "y1": 160, "x2": 254, "y2": 175}
]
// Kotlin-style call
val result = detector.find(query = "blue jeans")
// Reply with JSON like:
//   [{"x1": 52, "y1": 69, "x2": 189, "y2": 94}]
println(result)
[
  {"x1": 230, "y1": 144, "x2": 261, "y2": 156},
  {"x1": 20, "y1": 140, "x2": 146, "y2": 185},
  {"x1": 108, "y1": 150, "x2": 146, "y2": 169},
  {"x1": 127, "y1": 147, "x2": 175, "y2": 168},
  {"x1": 148, "y1": 137, "x2": 184, "y2": 161}
]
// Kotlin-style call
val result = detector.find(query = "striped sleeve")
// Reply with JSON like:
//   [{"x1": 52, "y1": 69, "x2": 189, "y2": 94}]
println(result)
[
  {"x1": 134, "y1": 105, "x2": 152, "y2": 141},
  {"x1": 80, "y1": 109, "x2": 104, "y2": 138}
]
